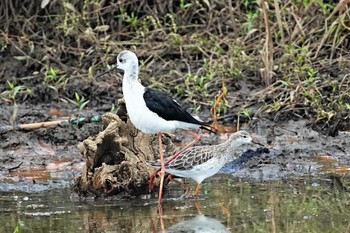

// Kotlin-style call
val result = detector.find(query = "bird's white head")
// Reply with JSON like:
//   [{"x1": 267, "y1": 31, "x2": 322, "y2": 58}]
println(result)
[
  {"x1": 227, "y1": 131, "x2": 252, "y2": 146},
  {"x1": 116, "y1": 50, "x2": 139, "y2": 76},
  {"x1": 222, "y1": 131, "x2": 253, "y2": 161}
]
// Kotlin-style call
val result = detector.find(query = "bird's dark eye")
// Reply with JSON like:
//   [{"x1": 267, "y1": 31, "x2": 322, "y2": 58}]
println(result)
[{"x1": 119, "y1": 58, "x2": 123, "y2": 63}]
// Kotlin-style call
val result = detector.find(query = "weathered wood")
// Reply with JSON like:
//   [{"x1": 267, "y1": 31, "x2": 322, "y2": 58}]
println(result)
[{"x1": 73, "y1": 102, "x2": 175, "y2": 198}]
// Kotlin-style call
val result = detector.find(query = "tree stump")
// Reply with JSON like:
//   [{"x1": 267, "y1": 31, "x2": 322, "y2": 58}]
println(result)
[{"x1": 73, "y1": 102, "x2": 174, "y2": 198}]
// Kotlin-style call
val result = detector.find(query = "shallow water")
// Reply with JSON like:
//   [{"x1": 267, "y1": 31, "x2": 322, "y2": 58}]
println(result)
[{"x1": 1, "y1": 174, "x2": 350, "y2": 233}]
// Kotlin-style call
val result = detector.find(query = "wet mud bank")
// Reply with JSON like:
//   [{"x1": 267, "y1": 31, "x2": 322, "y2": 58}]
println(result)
[
  {"x1": 0, "y1": 98, "x2": 349, "y2": 195},
  {"x1": 226, "y1": 119, "x2": 350, "y2": 181}
]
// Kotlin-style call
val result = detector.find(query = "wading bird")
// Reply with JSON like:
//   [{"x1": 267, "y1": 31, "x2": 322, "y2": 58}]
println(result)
[
  {"x1": 100, "y1": 50, "x2": 214, "y2": 207},
  {"x1": 149, "y1": 131, "x2": 254, "y2": 197}
]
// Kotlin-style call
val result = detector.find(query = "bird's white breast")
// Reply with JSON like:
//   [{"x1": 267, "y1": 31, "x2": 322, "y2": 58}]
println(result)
[
  {"x1": 123, "y1": 77, "x2": 179, "y2": 134},
  {"x1": 166, "y1": 157, "x2": 227, "y2": 184}
]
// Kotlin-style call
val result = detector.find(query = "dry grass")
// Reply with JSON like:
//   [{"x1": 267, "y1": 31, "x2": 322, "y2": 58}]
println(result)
[{"x1": 0, "y1": 0, "x2": 349, "y2": 132}]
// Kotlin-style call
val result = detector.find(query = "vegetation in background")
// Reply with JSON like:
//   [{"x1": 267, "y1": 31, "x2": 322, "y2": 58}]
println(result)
[
  {"x1": 62, "y1": 92, "x2": 90, "y2": 112},
  {"x1": 0, "y1": 80, "x2": 31, "y2": 123},
  {"x1": 0, "y1": 0, "x2": 349, "y2": 131}
]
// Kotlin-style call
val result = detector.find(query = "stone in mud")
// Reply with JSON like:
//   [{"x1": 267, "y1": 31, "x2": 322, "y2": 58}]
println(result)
[{"x1": 73, "y1": 102, "x2": 175, "y2": 198}]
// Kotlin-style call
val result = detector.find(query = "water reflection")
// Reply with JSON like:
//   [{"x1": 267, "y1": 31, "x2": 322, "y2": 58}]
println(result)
[
  {"x1": 165, "y1": 214, "x2": 230, "y2": 233},
  {"x1": 1, "y1": 175, "x2": 350, "y2": 232}
]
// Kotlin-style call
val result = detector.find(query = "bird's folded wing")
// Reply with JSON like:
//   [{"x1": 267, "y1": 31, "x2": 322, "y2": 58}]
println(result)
[
  {"x1": 148, "y1": 146, "x2": 216, "y2": 171},
  {"x1": 143, "y1": 88, "x2": 203, "y2": 124}
]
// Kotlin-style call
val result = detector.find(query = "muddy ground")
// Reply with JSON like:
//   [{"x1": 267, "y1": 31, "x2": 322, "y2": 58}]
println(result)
[
  {"x1": 1, "y1": 0, "x2": 350, "y2": 195},
  {"x1": 1, "y1": 75, "x2": 349, "y2": 194}
]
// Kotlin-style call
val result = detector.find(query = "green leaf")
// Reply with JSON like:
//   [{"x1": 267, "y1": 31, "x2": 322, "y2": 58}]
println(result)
[
  {"x1": 12, "y1": 86, "x2": 23, "y2": 97},
  {"x1": 74, "y1": 92, "x2": 80, "y2": 101},
  {"x1": 13, "y1": 222, "x2": 20, "y2": 233},
  {"x1": 7, "y1": 80, "x2": 14, "y2": 89},
  {"x1": 60, "y1": 98, "x2": 68, "y2": 104},
  {"x1": 65, "y1": 97, "x2": 79, "y2": 106},
  {"x1": 79, "y1": 100, "x2": 90, "y2": 111},
  {"x1": 57, "y1": 75, "x2": 67, "y2": 84},
  {"x1": 184, "y1": 3, "x2": 192, "y2": 8},
  {"x1": 48, "y1": 85, "x2": 58, "y2": 91},
  {"x1": 13, "y1": 56, "x2": 29, "y2": 61},
  {"x1": 345, "y1": 103, "x2": 350, "y2": 110}
]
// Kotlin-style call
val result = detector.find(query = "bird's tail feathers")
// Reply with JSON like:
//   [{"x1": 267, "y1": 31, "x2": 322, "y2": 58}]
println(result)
[{"x1": 200, "y1": 123, "x2": 218, "y2": 134}]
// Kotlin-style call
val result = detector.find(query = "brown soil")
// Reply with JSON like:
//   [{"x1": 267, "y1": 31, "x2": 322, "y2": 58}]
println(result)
[
  {"x1": 1, "y1": 78, "x2": 349, "y2": 195},
  {"x1": 0, "y1": 1, "x2": 349, "y2": 195}
]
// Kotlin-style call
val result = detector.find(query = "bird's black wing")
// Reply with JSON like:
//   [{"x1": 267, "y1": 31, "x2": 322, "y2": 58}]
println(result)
[{"x1": 143, "y1": 88, "x2": 203, "y2": 125}]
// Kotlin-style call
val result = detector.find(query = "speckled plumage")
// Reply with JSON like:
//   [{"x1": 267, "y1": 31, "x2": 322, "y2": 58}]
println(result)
[
  {"x1": 163, "y1": 143, "x2": 227, "y2": 171},
  {"x1": 149, "y1": 131, "x2": 253, "y2": 186}
]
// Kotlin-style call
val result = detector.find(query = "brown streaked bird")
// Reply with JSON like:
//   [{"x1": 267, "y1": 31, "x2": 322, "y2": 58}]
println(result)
[{"x1": 149, "y1": 131, "x2": 254, "y2": 197}]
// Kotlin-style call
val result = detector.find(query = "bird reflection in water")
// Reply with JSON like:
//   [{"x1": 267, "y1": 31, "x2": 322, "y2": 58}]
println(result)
[{"x1": 154, "y1": 201, "x2": 230, "y2": 233}]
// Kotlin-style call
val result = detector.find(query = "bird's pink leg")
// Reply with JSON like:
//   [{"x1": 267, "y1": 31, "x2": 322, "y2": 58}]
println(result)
[
  {"x1": 149, "y1": 130, "x2": 200, "y2": 192},
  {"x1": 168, "y1": 175, "x2": 191, "y2": 197},
  {"x1": 194, "y1": 183, "x2": 201, "y2": 198},
  {"x1": 157, "y1": 132, "x2": 165, "y2": 208}
]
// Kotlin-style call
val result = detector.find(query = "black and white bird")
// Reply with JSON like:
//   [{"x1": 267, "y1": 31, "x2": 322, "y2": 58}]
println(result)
[{"x1": 115, "y1": 50, "x2": 214, "y2": 207}]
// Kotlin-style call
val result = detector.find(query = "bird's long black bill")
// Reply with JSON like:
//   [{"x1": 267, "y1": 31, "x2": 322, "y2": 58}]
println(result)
[
  {"x1": 94, "y1": 66, "x2": 117, "y2": 79},
  {"x1": 200, "y1": 124, "x2": 218, "y2": 134},
  {"x1": 252, "y1": 140, "x2": 264, "y2": 147}
]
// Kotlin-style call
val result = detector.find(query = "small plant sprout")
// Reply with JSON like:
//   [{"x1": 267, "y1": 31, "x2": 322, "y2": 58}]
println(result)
[
  {"x1": 179, "y1": 0, "x2": 192, "y2": 9},
  {"x1": 244, "y1": 11, "x2": 258, "y2": 32},
  {"x1": 44, "y1": 67, "x2": 59, "y2": 82},
  {"x1": 13, "y1": 222, "x2": 20, "y2": 233},
  {"x1": 345, "y1": 103, "x2": 350, "y2": 111},
  {"x1": 241, "y1": 108, "x2": 252, "y2": 121},
  {"x1": 0, "y1": 81, "x2": 31, "y2": 124},
  {"x1": 110, "y1": 103, "x2": 116, "y2": 112},
  {"x1": 166, "y1": 13, "x2": 177, "y2": 33},
  {"x1": 44, "y1": 66, "x2": 68, "y2": 93},
  {"x1": 124, "y1": 11, "x2": 138, "y2": 29},
  {"x1": 63, "y1": 92, "x2": 90, "y2": 111},
  {"x1": 1, "y1": 80, "x2": 26, "y2": 103},
  {"x1": 191, "y1": 100, "x2": 201, "y2": 116}
]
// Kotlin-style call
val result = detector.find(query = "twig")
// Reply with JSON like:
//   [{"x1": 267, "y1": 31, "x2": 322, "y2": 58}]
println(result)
[
  {"x1": 8, "y1": 162, "x2": 23, "y2": 172},
  {"x1": 273, "y1": 0, "x2": 284, "y2": 42},
  {"x1": 258, "y1": 0, "x2": 274, "y2": 86},
  {"x1": 210, "y1": 83, "x2": 237, "y2": 133}
]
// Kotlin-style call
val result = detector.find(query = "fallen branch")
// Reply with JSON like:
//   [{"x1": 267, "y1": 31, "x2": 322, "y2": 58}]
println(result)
[{"x1": 0, "y1": 116, "x2": 101, "y2": 134}]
